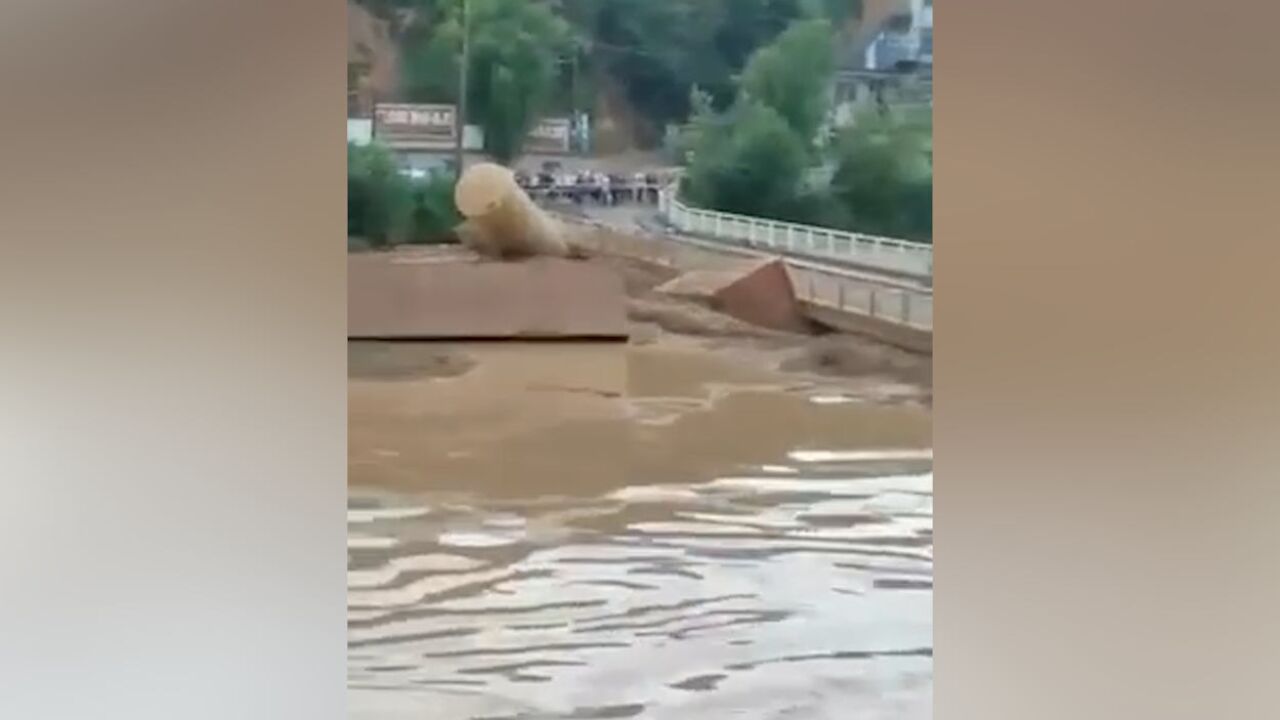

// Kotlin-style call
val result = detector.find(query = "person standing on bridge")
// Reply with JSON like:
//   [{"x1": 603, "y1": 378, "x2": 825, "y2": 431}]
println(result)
[{"x1": 600, "y1": 172, "x2": 612, "y2": 207}]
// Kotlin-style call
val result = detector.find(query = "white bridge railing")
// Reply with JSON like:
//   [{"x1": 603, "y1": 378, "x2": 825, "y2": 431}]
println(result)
[
  {"x1": 561, "y1": 212, "x2": 933, "y2": 334},
  {"x1": 658, "y1": 189, "x2": 933, "y2": 279}
]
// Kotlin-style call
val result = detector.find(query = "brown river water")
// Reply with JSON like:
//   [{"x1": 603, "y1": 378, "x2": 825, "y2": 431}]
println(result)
[{"x1": 349, "y1": 341, "x2": 932, "y2": 719}]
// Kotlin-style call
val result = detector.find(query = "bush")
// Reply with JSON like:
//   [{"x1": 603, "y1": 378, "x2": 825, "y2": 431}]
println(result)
[
  {"x1": 828, "y1": 109, "x2": 933, "y2": 242},
  {"x1": 401, "y1": 0, "x2": 570, "y2": 164},
  {"x1": 348, "y1": 142, "x2": 461, "y2": 248},
  {"x1": 406, "y1": 174, "x2": 461, "y2": 244},
  {"x1": 737, "y1": 17, "x2": 835, "y2": 147},
  {"x1": 683, "y1": 99, "x2": 808, "y2": 220},
  {"x1": 348, "y1": 142, "x2": 412, "y2": 247}
]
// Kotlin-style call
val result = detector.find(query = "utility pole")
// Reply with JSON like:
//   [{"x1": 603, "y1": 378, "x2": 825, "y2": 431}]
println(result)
[
  {"x1": 569, "y1": 47, "x2": 579, "y2": 154},
  {"x1": 453, "y1": 0, "x2": 470, "y2": 176}
]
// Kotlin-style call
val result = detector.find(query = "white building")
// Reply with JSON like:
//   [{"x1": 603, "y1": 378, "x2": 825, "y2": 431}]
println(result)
[
  {"x1": 826, "y1": 0, "x2": 932, "y2": 134},
  {"x1": 911, "y1": 0, "x2": 933, "y2": 66},
  {"x1": 863, "y1": 0, "x2": 933, "y2": 72}
]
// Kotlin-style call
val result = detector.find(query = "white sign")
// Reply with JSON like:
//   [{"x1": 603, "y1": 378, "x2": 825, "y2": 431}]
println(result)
[
  {"x1": 374, "y1": 103, "x2": 457, "y2": 143},
  {"x1": 347, "y1": 119, "x2": 373, "y2": 146},
  {"x1": 526, "y1": 117, "x2": 571, "y2": 153}
]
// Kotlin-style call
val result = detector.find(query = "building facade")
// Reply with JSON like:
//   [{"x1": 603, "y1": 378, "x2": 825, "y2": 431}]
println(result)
[
  {"x1": 826, "y1": 0, "x2": 933, "y2": 135},
  {"x1": 863, "y1": 0, "x2": 933, "y2": 72}
]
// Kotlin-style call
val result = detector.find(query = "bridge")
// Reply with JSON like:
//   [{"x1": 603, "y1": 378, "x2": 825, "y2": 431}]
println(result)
[
  {"x1": 658, "y1": 189, "x2": 933, "y2": 282},
  {"x1": 553, "y1": 191, "x2": 933, "y2": 354}
]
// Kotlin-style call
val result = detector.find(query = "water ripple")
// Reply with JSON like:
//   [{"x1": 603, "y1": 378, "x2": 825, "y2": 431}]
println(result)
[{"x1": 350, "y1": 455, "x2": 932, "y2": 718}]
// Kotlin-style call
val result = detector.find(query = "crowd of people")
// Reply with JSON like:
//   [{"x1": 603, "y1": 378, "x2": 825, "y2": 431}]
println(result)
[{"x1": 514, "y1": 168, "x2": 669, "y2": 206}]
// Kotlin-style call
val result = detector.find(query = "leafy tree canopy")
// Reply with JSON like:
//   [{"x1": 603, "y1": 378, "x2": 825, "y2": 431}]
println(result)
[
  {"x1": 738, "y1": 18, "x2": 836, "y2": 147},
  {"x1": 401, "y1": 0, "x2": 572, "y2": 163}
]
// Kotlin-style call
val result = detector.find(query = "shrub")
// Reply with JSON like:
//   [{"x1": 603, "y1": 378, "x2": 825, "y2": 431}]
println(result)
[
  {"x1": 348, "y1": 142, "x2": 461, "y2": 248},
  {"x1": 348, "y1": 142, "x2": 413, "y2": 247},
  {"x1": 683, "y1": 99, "x2": 808, "y2": 220},
  {"x1": 406, "y1": 173, "x2": 461, "y2": 244},
  {"x1": 828, "y1": 108, "x2": 933, "y2": 242}
]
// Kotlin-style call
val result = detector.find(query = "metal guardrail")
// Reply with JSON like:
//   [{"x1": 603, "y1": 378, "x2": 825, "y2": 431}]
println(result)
[
  {"x1": 792, "y1": 265, "x2": 932, "y2": 331},
  {"x1": 560, "y1": 211, "x2": 933, "y2": 333},
  {"x1": 658, "y1": 188, "x2": 933, "y2": 279}
]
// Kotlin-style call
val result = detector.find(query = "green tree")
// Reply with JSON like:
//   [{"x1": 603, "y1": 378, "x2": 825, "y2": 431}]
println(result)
[
  {"x1": 684, "y1": 99, "x2": 809, "y2": 221},
  {"x1": 407, "y1": 173, "x2": 462, "y2": 243},
  {"x1": 669, "y1": 7, "x2": 935, "y2": 243},
  {"x1": 348, "y1": 142, "x2": 414, "y2": 247},
  {"x1": 738, "y1": 18, "x2": 835, "y2": 147},
  {"x1": 802, "y1": 0, "x2": 863, "y2": 26},
  {"x1": 829, "y1": 108, "x2": 933, "y2": 241},
  {"x1": 348, "y1": 141, "x2": 462, "y2": 248},
  {"x1": 396, "y1": 0, "x2": 841, "y2": 149},
  {"x1": 401, "y1": 0, "x2": 572, "y2": 164},
  {"x1": 558, "y1": 0, "x2": 803, "y2": 143},
  {"x1": 400, "y1": 4, "x2": 460, "y2": 103},
  {"x1": 670, "y1": 85, "x2": 716, "y2": 163}
]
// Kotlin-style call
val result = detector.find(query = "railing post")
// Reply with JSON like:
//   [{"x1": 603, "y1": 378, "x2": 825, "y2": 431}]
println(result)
[
  {"x1": 653, "y1": 191, "x2": 931, "y2": 280},
  {"x1": 869, "y1": 289, "x2": 878, "y2": 318}
]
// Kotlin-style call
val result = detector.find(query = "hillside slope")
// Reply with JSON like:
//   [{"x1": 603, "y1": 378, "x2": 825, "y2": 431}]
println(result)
[{"x1": 347, "y1": 1, "x2": 400, "y2": 115}]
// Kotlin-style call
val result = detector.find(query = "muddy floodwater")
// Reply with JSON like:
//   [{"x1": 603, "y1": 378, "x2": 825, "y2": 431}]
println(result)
[{"x1": 349, "y1": 341, "x2": 932, "y2": 719}]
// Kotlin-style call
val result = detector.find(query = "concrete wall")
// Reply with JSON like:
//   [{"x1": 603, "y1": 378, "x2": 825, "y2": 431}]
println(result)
[
  {"x1": 563, "y1": 215, "x2": 933, "y2": 354},
  {"x1": 802, "y1": 302, "x2": 932, "y2": 354},
  {"x1": 348, "y1": 252, "x2": 628, "y2": 340},
  {"x1": 707, "y1": 259, "x2": 812, "y2": 334}
]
